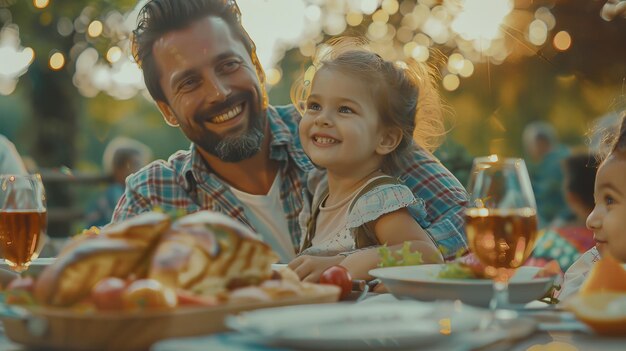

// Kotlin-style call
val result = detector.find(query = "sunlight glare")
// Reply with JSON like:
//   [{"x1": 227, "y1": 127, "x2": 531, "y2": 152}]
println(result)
[{"x1": 451, "y1": 0, "x2": 513, "y2": 41}]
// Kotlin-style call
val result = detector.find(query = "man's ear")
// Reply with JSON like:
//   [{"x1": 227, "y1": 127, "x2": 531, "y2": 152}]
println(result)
[
  {"x1": 156, "y1": 100, "x2": 179, "y2": 127},
  {"x1": 376, "y1": 127, "x2": 403, "y2": 156}
]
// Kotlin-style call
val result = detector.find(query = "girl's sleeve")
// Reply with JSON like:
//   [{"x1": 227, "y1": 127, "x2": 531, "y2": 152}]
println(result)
[{"x1": 346, "y1": 184, "x2": 424, "y2": 229}]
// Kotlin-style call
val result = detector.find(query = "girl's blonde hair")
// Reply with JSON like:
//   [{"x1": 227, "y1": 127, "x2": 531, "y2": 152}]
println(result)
[{"x1": 291, "y1": 39, "x2": 446, "y2": 173}]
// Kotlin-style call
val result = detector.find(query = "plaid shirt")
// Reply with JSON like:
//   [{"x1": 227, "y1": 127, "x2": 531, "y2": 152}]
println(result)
[{"x1": 112, "y1": 105, "x2": 469, "y2": 258}]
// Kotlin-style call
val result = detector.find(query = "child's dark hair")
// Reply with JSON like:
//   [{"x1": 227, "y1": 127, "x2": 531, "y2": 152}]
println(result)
[
  {"x1": 562, "y1": 153, "x2": 599, "y2": 211},
  {"x1": 292, "y1": 44, "x2": 445, "y2": 173}
]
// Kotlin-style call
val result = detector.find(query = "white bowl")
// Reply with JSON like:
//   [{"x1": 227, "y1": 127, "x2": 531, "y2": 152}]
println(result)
[{"x1": 370, "y1": 264, "x2": 556, "y2": 307}]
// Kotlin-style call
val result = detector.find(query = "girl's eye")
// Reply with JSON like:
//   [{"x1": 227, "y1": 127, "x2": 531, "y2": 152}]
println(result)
[
  {"x1": 306, "y1": 102, "x2": 321, "y2": 111},
  {"x1": 338, "y1": 106, "x2": 354, "y2": 114},
  {"x1": 605, "y1": 195, "x2": 615, "y2": 205}
]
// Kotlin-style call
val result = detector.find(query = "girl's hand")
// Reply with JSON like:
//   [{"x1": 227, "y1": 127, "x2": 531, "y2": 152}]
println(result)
[{"x1": 287, "y1": 255, "x2": 344, "y2": 282}]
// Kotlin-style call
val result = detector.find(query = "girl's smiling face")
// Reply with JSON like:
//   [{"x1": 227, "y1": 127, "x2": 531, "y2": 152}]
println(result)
[
  {"x1": 299, "y1": 68, "x2": 398, "y2": 177},
  {"x1": 586, "y1": 154, "x2": 626, "y2": 262}
]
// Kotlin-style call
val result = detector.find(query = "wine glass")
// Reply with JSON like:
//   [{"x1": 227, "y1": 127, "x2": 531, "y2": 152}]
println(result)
[
  {"x1": 465, "y1": 155, "x2": 538, "y2": 312},
  {"x1": 0, "y1": 174, "x2": 47, "y2": 273}
]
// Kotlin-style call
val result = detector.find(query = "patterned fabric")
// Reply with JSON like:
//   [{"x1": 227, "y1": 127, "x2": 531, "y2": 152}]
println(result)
[
  {"x1": 299, "y1": 175, "x2": 419, "y2": 256},
  {"x1": 527, "y1": 225, "x2": 595, "y2": 271},
  {"x1": 346, "y1": 182, "x2": 420, "y2": 229},
  {"x1": 112, "y1": 104, "x2": 469, "y2": 258},
  {"x1": 558, "y1": 246, "x2": 601, "y2": 301}
]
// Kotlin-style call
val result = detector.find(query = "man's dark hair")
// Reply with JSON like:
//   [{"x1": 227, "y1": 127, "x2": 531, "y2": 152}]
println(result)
[{"x1": 132, "y1": 0, "x2": 262, "y2": 102}]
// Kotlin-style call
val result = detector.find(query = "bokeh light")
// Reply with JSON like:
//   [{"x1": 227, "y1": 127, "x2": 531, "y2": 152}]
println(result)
[
  {"x1": 266, "y1": 68, "x2": 282, "y2": 86},
  {"x1": 87, "y1": 20, "x2": 103, "y2": 38},
  {"x1": 33, "y1": 0, "x2": 49, "y2": 9},
  {"x1": 443, "y1": 74, "x2": 460, "y2": 91},
  {"x1": 49, "y1": 52, "x2": 65, "y2": 71},
  {"x1": 553, "y1": 31, "x2": 572, "y2": 51},
  {"x1": 106, "y1": 46, "x2": 122, "y2": 63},
  {"x1": 528, "y1": 19, "x2": 548, "y2": 46}
]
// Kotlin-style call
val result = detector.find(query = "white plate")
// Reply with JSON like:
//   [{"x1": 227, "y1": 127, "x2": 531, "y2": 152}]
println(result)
[
  {"x1": 226, "y1": 301, "x2": 486, "y2": 350},
  {"x1": 370, "y1": 264, "x2": 556, "y2": 307}
]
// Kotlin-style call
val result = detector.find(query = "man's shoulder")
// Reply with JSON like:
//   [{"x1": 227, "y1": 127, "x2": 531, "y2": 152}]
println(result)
[
  {"x1": 271, "y1": 104, "x2": 300, "y2": 127},
  {"x1": 400, "y1": 148, "x2": 466, "y2": 190},
  {"x1": 126, "y1": 149, "x2": 191, "y2": 188}
]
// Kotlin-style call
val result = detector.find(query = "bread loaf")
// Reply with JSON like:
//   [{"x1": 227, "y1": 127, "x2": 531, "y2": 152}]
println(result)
[
  {"x1": 149, "y1": 211, "x2": 279, "y2": 295},
  {"x1": 35, "y1": 212, "x2": 171, "y2": 306}
]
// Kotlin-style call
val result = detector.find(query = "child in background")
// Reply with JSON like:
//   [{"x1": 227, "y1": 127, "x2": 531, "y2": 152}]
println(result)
[
  {"x1": 560, "y1": 114, "x2": 626, "y2": 300},
  {"x1": 288, "y1": 48, "x2": 444, "y2": 282},
  {"x1": 527, "y1": 152, "x2": 598, "y2": 271}
]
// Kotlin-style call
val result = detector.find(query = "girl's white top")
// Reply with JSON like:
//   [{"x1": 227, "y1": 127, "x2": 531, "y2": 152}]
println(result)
[
  {"x1": 298, "y1": 173, "x2": 419, "y2": 256},
  {"x1": 559, "y1": 246, "x2": 601, "y2": 301}
]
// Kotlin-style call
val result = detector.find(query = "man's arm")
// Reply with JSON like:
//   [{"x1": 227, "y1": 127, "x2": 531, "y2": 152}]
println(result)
[
  {"x1": 397, "y1": 150, "x2": 469, "y2": 259},
  {"x1": 110, "y1": 182, "x2": 152, "y2": 223}
]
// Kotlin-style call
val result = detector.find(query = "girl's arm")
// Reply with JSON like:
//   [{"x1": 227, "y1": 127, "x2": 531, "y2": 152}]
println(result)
[{"x1": 340, "y1": 208, "x2": 443, "y2": 280}]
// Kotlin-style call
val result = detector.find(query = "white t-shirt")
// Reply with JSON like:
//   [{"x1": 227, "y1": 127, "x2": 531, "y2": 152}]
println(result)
[{"x1": 230, "y1": 173, "x2": 295, "y2": 263}]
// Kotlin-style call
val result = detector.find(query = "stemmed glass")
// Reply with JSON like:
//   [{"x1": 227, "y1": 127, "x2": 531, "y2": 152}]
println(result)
[
  {"x1": 465, "y1": 156, "x2": 538, "y2": 312},
  {"x1": 0, "y1": 174, "x2": 47, "y2": 273}
]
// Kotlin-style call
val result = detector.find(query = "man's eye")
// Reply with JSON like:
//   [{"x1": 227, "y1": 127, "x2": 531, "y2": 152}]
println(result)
[
  {"x1": 220, "y1": 60, "x2": 241, "y2": 73},
  {"x1": 178, "y1": 78, "x2": 199, "y2": 92},
  {"x1": 306, "y1": 102, "x2": 321, "y2": 111},
  {"x1": 338, "y1": 106, "x2": 354, "y2": 114}
]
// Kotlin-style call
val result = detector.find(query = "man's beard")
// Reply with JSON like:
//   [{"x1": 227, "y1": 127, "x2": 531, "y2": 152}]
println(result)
[
  {"x1": 210, "y1": 124, "x2": 264, "y2": 162},
  {"x1": 193, "y1": 92, "x2": 265, "y2": 162}
]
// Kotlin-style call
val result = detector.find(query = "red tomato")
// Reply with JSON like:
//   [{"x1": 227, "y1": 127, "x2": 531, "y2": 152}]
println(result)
[
  {"x1": 91, "y1": 277, "x2": 128, "y2": 311},
  {"x1": 319, "y1": 265, "x2": 352, "y2": 300},
  {"x1": 122, "y1": 279, "x2": 177, "y2": 311},
  {"x1": 7, "y1": 276, "x2": 35, "y2": 292},
  {"x1": 176, "y1": 290, "x2": 219, "y2": 307},
  {"x1": 5, "y1": 276, "x2": 35, "y2": 305}
]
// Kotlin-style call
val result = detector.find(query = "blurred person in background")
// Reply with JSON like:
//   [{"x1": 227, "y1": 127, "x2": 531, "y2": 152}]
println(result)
[
  {"x1": 84, "y1": 137, "x2": 152, "y2": 228},
  {"x1": 527, "y1": 152, "x2": 598, "y2": 271},
  {"x1": 0, "y1": 134, "x2": 27, "y2": 175},
  {"x1": 522, "y1": 121, "x2": 571, "y2": 227}
]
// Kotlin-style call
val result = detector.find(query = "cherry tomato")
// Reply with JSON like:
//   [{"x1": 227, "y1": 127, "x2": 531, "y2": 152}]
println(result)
[
  {"x1": 91, "y1": 277, "x2": 128, "y2": 311},
  {"x1": 176, "y1": 290, "x2": 219, "y2": 307},
  {"x1": 7, "y1": 276, "x2": 35, "y2": 292},
  {"x1": 5, "y1": 276, "x2": 35, "y2": 305},
  {"x1": 122, "y1": 279, "x2": 177, "y2": 311},
  {"x1": 319, "y1": 265, "x2": 352, "y2": 300}
]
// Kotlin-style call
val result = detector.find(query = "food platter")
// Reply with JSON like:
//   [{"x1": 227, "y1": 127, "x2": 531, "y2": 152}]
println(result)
[
  {"x1": 370, "y1": 264, "x2": 556, "y2": 307},
  {"x1": 1, "y1": 284, "x2": 340, "y2": 351}
]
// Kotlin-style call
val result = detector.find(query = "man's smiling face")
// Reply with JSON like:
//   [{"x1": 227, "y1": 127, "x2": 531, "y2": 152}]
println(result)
[{"x1": 153, "y1": 16, "x2": 266, "y2": 162}]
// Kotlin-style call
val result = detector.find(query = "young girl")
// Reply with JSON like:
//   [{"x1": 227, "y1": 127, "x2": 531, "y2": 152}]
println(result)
[
  {"x1": 559, "y1": 114, "x2": 626, "y2": 300},
  {"x1": 287, "y1": 48, "x2": 444, "y2": 282}
]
